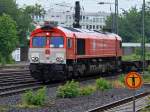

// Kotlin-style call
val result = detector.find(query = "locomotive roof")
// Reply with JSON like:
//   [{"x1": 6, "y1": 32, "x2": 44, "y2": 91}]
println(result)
[
  {"x1": 57, "y1": 26, "x2": 122, "y2": 40},
  {"x1": 32, "y1": 25, "x2": 122, "y2": 41}
]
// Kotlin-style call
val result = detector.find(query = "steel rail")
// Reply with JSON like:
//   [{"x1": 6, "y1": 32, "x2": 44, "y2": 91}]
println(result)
[{"x1": 87, "y1": 90, "x2": 150, "y2": 112}]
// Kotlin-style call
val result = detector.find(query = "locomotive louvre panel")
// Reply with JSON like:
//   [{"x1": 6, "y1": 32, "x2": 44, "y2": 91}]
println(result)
[{"x1": 103, "y1": 39, "x2": 116, "y2": 56}]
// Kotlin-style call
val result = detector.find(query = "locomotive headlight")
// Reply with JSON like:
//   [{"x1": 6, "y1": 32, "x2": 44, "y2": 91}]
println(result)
[
  {"x1": 31, "y1": 53, "x2": 39, "y2": 62},
  {"x1": 56, "y1": 57, "x2": 64, "y2": 62},
  {"x1": 31, "y1": 57, "x2": 35, "y2": 60},
  {"x1": 35, "y1": 57, "x2": 39, "y2": 61},
  {"x1": 31, "y1": 57, "x2": 39, "y2": 62}
]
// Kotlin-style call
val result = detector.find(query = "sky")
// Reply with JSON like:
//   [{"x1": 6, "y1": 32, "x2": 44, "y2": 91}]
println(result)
[{"x1": 16, "y1": 0, "x2": 148, "y2": 13}]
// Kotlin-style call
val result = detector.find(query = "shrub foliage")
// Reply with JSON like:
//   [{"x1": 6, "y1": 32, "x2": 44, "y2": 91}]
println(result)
[
  {"x1": 22, "y1": 87, "x2": 46, "y2": 106},
  {"x1": 57, "y1": 80, "x2": 80, "y2": 98},
  {"x1": 96, "y1": 78, "x2": 112, "y2": 91},
  {"x1": 118, "y1": 74, "x2": 125, "y2": 84}
]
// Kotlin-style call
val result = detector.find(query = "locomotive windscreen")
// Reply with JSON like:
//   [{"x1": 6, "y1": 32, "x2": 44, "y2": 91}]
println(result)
[
  {"x1": 32, "y1": 37, "x2": 46, "y2": 47},
  {"x1": 50, "y1": 36, "x2": 64, "y2": 48}
]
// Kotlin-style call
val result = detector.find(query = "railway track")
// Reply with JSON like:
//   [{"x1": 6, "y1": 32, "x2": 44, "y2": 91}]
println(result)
[
  {"x1": 0, "y1": 62, "x2": 148, "y2": 97},
  {"x1": 0, "y1": 67, "x2": 118, "y2": 97},
  {"x1": 87, "y1": 86, "x2": 150, "y2": 112},
  {"x1": 0, "y1": 82, "x2": 43, "y2": 97},
  {"x1": 0, "y1": 67, "x2": 44, "y2": 97}
]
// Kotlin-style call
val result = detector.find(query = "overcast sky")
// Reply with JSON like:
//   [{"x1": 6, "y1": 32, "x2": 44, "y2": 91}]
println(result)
[{"x1": 16, "y1": 0, "x2": 148, "y2": 13}]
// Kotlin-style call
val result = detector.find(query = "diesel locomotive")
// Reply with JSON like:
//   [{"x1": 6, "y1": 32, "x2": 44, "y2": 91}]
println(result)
[{"x1": 28, "y1": 24, "x2": 122, "y2": 82}]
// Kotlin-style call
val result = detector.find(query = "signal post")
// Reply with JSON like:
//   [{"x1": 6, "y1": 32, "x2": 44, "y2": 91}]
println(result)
[{"x1": 125, "y1": 71, "x2": 143, "y2": 112}]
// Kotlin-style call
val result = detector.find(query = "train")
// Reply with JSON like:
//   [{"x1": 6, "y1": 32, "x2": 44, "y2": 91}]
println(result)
[{"x1": 28, "y1": 23, "x2": 122, "y2": 82}]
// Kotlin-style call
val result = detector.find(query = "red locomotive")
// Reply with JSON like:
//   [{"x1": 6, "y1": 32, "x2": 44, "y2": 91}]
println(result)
[{"x1": 29, "y1": 24, "x2": 122, "y2": 82}]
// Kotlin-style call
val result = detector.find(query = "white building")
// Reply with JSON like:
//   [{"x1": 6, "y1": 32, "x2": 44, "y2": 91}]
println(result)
[{"x1": 45, "y1": 9, "x2": 110, "y2": 31}]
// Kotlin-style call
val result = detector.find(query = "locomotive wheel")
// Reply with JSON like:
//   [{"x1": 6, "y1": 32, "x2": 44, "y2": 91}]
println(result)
[
  {"x1": 30, "y1": 70, "x2": 46, "y2": 83},
  {"x1": 67, "y1": 71, "x2": 73, "y2": 80}
]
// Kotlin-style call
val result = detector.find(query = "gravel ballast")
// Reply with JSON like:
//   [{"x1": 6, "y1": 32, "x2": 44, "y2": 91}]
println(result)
[{"x1": 0, "y1": 80, "x2": 149, "y2": 112}]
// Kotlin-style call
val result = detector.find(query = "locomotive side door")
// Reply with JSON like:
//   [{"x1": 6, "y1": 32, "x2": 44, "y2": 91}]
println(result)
[{"x1": 77, "y1": 39, "x2": 85, "y2": 55}]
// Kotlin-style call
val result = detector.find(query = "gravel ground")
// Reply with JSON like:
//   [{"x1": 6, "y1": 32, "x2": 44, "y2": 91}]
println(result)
[{"x1": 0, "y1": 79, "x2": 149, "y2": 112}]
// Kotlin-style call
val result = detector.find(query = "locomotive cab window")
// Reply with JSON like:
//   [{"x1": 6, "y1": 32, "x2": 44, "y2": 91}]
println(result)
[
  {"x1": 32, "y1": 36, "x2": 46, "y2": 47},
  {"x1": 67, "y1": 38, "x2": 72, "y2": 48},
  {"x1": 50, "y1": 36, "x2": 64, "y2": 48}
]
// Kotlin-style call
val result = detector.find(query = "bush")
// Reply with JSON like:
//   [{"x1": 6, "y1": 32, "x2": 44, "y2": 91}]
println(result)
[
  {"x1": 143, "y1": 74, "x2": 150, "y2": 83},
  {"x1": 147, "y1": 65, "x2": 150, "y2": 72},
  {"x1": 80, "y1": 85, "x2": 96, "y2": 96},
  {"x1": 118, "y1": 74, "x2": 125, "y2": 84},
  {"x1": 57, "y1": 80, "x2": 80, "y2": 98},
  {"x1": 96, "y1": 78, "x2": 112, "y2": 91},
  {"x1": 22, "y1": 87, "x2": 46, "y2": 106}
]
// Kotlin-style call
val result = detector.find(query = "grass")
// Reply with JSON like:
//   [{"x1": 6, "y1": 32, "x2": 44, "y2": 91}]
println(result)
[
  {"x1": 140, "y1": 100, "x2": 150, "y2": 112},
  {"x1": 57, "y1": 76, "x2": 128, "y2": 98},
  {"x1": 111, "y1": 80, "x2": 125, "y2": 88},
  {"x1": 96, "y1": 78, "x2": 112, "y2": 91},
  {"x1": 17, "y1": 104, "x2": 39, "y2": 109},
  {"x1": 57, "y1": 79, "x2": 113, "y2": 98},
  {"x1": 79, "y1": 85, "x2": 96, "y2": 96},
  {"x1": 122, "y1": 54, "x2": 140, "y2": 61},
  {"x1": 118, "y1": 74, "x2": 125, "y2": 84},
  {"x1": 0, "y1": 105, "x2": 9, "y2": 112},
  {"x1": 143, "y1": 73, "x2": 150, "y2": 83},
  {"x1": 122, "y1": 52, "x2": 150, "y2": 61}
]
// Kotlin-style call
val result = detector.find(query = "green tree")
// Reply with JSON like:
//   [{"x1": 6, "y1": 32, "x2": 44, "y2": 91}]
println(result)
[
  {"x1": 0, "y1": 14, "x2": 18, "y2": 64},
  {"x1": 0, "y1": 0, "x2": 45, "y2": 61},
  {"x1": 0, "y1": 0, "x2": 19, "y2": 20},
  {"x1": 24, "y1": 3, "x2": 45, "y2": 16},
  {"x1": 104, "y1": 7, "x2": 142, "y2": 42},
  {"x1": 18, "y1": 4, "x2": 45, "y2": 46}
]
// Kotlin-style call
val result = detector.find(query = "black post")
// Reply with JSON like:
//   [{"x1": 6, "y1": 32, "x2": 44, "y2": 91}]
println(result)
[
  {"x1": 142, "y1": 0, "x2": 145, "y2": 73},
  {"x1": 115, "y1": 0, "x2": 118, "y2": 34},
  {"x1": 73, "y1": 1, "x2": 81, "y2": 28},
  {"x1": 133, "y1": 90, "x2": 136, "y2": 112}
]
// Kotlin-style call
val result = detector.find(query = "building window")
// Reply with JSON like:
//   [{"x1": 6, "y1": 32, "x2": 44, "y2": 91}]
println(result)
[
  {"x1": 80, "y1": 15, "x2": 82, "y2": 20},
  {"x1": 89, "y1": 25, "x2": 92, "y2": 29},
  {"x1": 93, "y1": 25, "x2": 95, "y2": 29},
  {"x1": 82, "y1": 25, "x2": 85, "y2": 29},
  {"x1": 83, "y1": 16, "x2": 85, "y2": 19},
  {"x1": 93, "y1": 18, "x2": 95, "y2": 22},
  {"x1": 96, "y1": 18, "x2": 98, "y2": 22},
  {"x1": 96, "y1": 25, "x2": 99, "y2": 29},
  {"x1": 86, "y1": 25, "x2": 88, "y2": 29}
]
